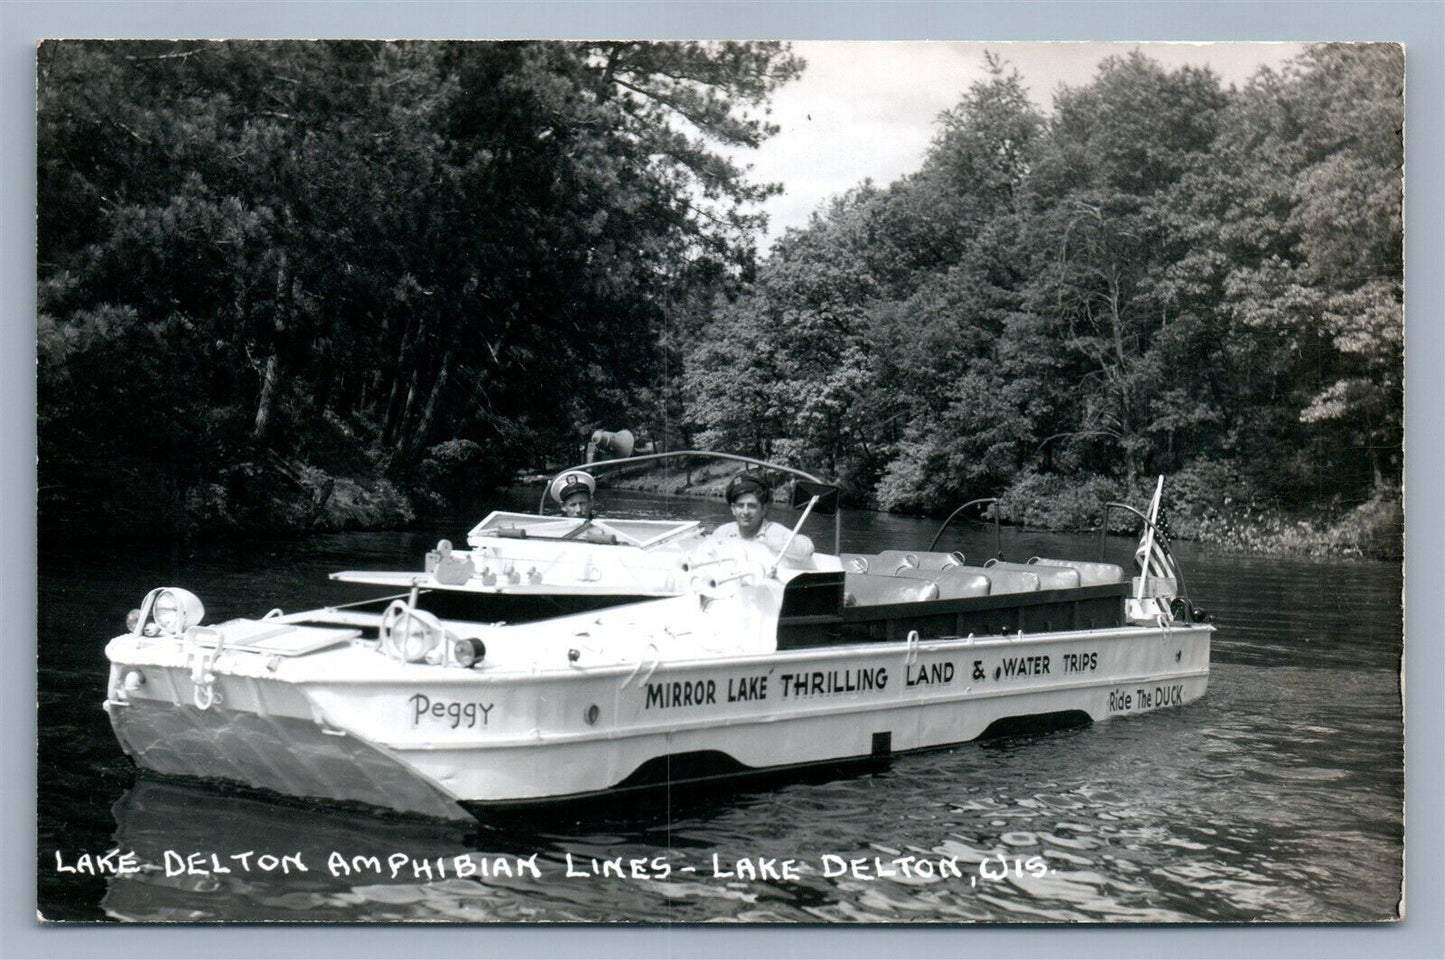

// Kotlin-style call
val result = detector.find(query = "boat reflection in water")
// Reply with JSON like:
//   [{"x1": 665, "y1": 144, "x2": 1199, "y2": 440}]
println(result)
[
  {"x1": 101, "y1": 778, "x2": 554, "y2": 922},
  {"x1": 105, "y1": 755, "x2": 956, "y2": 922}
]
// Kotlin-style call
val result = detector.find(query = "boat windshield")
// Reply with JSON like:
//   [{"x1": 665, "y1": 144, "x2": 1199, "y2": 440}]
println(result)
[{"x1": 467, "y1": 511, "x2": 702, "y2": 549}]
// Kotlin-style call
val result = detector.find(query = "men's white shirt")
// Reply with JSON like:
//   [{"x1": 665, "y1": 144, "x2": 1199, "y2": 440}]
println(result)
[{"x1": 709, "y1": 519, "x2": 814, "y2": 563}]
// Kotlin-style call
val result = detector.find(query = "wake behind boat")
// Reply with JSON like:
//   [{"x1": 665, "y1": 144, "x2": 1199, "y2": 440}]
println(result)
[{"x1": 103, "y1": 450, "x2": 1211, "y2": 821}]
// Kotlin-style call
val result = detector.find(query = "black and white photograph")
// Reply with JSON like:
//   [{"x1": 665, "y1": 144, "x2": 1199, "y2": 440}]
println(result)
[{"x1": 28, "y1": 23, "x2": 1417, "y2": 938}]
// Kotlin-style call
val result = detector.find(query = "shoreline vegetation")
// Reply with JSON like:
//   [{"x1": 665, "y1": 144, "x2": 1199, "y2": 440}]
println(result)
[
  {"x1": 599, "y1": 465, "x2": 1404, "y2": 562},
  {"x1": 39, "y1": 456, "x2": 1401, "y2": 562},
  {"x1": 38, "y1": 43, "x2": 1401, "y2": 565}
]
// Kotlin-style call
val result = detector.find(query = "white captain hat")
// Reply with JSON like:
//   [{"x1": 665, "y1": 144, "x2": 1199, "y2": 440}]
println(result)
[{"x1": 549, "y1": 470, "x2": 596, "y2": 504}]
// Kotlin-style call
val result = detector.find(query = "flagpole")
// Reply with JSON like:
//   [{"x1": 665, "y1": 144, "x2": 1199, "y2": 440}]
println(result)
[{"x1": 1135, "y1": 476, "x2": 1164, "y2": 599}]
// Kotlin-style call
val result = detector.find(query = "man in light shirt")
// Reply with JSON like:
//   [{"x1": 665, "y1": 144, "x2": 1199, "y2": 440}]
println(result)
[{"x1": 710, "y1": 470, "x2": 814, "y2": 563}]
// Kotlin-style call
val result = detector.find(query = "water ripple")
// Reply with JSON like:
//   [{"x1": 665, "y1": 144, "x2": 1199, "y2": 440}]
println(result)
[{"x1": 39, "y1": 520, "x2": 1402, "y2": 922}]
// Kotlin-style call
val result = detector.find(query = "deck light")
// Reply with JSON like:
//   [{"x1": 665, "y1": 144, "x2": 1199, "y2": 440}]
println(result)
[
  {"x1": 451, "y1": 636, "x2": 487, "y2": 668},
  {"x1": 146, "y1": 588, "x2": 205, "y2": 634},
  {"x1": 380, "y1": 601, "x2": 445, "y2": 664}
]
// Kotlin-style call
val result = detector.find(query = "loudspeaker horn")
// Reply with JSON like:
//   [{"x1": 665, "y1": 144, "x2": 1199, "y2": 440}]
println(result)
[{"x1": 586, "y1": 429, "x2": 635, "y2": 462}]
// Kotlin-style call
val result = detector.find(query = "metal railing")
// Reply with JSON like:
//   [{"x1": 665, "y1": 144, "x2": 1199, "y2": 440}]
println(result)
[
  {"x1": 540, "y1": 450, "x2": 838, "y2": 553},
  {"x1": 927, "y1": 497, "x2": 1002, "y2": 559},
  {"x1": 1100, "y1": 501, "x2": 1195, "y2": 623}
]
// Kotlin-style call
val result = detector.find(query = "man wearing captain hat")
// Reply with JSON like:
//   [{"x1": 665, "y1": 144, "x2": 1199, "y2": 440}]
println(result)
[
  {"x1": 709, "y1": 469, "x2": 814, "y2": 563},
  {"x1": 549, "y1": 470, "x2": 596, "y2": 519}
]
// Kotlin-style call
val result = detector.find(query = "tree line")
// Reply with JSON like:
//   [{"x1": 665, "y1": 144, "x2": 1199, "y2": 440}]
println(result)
[
  {"x1": 37, "y1": 42, "x2": 1402, "y2": 554},
  {"x1": 38, "y1": 40, "x2": 800, "y2": 534},
  {"x1": 683, "y1": 45, "x2": 1402, "y2": 552}
]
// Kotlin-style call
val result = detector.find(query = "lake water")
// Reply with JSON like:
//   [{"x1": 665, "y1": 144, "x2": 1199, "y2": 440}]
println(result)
[{"x1": 37, "y1": 490, "x2": 1403, "y2": 922}]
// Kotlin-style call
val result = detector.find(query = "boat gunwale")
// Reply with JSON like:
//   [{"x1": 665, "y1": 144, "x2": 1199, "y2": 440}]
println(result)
[{"x1": 106, "y1": 618, "x2": 1214, "y2": 686}]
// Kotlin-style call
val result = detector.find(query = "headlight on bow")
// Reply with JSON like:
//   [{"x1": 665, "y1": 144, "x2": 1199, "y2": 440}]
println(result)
[
  {"x1": 379, "y1": 601, "x2": 445, "y2": 664},
  {"x1": 138, "y1": 587, "x2": 206, "y2": 635}
]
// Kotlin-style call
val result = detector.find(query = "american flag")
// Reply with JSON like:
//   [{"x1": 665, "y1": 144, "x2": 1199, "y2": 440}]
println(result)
[{"x1": 1134, "y1": 476, "x2": 1178, "y2": 588}]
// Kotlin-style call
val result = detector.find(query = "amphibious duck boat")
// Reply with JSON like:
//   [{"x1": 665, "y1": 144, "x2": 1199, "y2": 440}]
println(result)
[{"x1": 103, "y1": 453, "x2": 1210, "y2": 821}]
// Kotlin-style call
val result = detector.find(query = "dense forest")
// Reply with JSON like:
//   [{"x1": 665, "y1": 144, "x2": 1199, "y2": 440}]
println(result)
[
  {"x1": 37, "y1": 41, "x2": 1402, "y2": 557},
  {"x1": 684, "y1": 45, "x2": 1402, "y2": 556},
  {"x1": 38, "y1": 40, "x2": 802, "y2": 534}
]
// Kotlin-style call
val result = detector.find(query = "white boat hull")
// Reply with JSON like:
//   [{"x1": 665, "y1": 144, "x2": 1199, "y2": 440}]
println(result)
[{"x1": 106, "y1": 621, "x2": 1210, "y2": 820}]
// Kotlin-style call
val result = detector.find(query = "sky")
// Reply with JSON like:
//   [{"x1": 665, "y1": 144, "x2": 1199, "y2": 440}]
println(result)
[{"x1": 738, "y1": 41, "x2": 1308, "y2": 248}]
